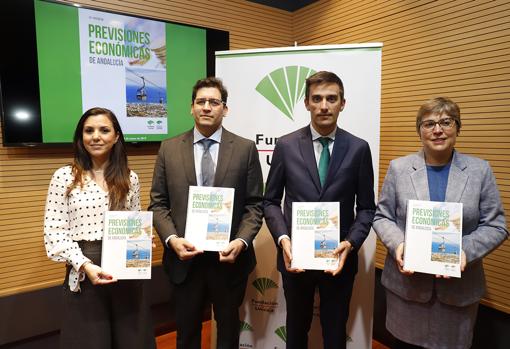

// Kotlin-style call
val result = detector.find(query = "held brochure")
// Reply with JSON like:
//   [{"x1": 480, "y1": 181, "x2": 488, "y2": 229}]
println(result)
[
  {"x1": 404, "y1": 200, "x2": 463, "y2": 278},
  {"x1": 185, "y1": 186, "x2": 235, "y2": 251},
  {"x1": 291, "y1": 202, "x2": 340, "y2": 270},
  {"x1": 101, "y1": 211, "x2": 153, "y2": 279}
]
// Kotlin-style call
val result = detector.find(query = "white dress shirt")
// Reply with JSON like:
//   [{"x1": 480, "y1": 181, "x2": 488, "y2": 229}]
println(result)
[
  {"x1": 193, "y1": 127, "x2": 222, "y2": 186},
  {"x1": 310, "y1": 124, "x2": 336, "y2": 166}
]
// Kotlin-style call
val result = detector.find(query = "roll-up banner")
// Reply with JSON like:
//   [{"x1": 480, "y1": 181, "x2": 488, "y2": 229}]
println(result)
[{"x1": 216, "y1": 43, "x2": 382, "y2": 349}]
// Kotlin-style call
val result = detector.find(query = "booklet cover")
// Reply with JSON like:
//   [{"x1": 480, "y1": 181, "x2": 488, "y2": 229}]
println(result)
[
  {"x1": 291, "y1": 202, "x2": 340, "y2": 270},
  {"x1": 404, "y1": 200, "x2": 463, "y2": 278},
  {"x1": 185, "y1": 186, "x2": 235, "y2": 251},
  {"x1": 101, "y1": 211, "x2": 153, "y2": 279}
]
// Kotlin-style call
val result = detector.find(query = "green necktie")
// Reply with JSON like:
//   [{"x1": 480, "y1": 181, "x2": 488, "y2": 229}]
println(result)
[{"x1": 318, "y1": 137, "x2": 331, "y2": 187}]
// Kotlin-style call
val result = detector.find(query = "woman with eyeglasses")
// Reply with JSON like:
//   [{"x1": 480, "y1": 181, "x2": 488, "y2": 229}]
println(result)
[
  {"x1": 43, "y1": 107, "x2": 156, "y2": 349},
  {"x1": 373, "y1": 97, "x2": 508, "y2": 349}
]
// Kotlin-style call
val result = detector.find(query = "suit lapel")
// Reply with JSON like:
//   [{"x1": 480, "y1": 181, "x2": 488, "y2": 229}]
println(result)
[
  {"x1": 324, "y1": 128, "x2": 348, "y2": 191},
  {"x1": 214, "y1": 128, "x2": 234, "y2": 186},
  {"x1": 445, "y1": 151, "x2": 468, "y2": 202},
  {"x1": 181, "y1": 130, "x2": 197, "y2": 186},
  {"x1": 298, "y1": 128, "x2": 321, "y2": 193},
  {"x1": 410, "y1": 151, "x2": 430, "y2": 201}
]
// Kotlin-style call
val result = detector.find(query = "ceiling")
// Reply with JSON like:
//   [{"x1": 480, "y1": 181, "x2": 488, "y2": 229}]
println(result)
[{"x1": 247, "y1": 0, "x2": 317, "y2": 12}]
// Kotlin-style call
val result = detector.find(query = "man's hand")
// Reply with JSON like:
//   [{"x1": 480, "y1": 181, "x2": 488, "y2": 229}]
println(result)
[
  {"x1": 281, "y1": 238, "x2": 304, "y2": 273},
  {"x1": 325, "y1": 240, "x2": 352, "y2": 276},
  {"x1": 169, "y1": 237, "x2": 203, "y2": 260},
  {"x1": 82, "y1": 262, "x2": 117, "y2": 285},
  {"x1": 395, "y1": 242, "x2": 414, "y2": 275},
  {"x1": 219, "y1": 239, "x2": 245, "y2": 263}
]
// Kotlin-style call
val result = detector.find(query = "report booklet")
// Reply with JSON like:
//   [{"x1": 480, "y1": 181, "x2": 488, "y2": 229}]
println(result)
[
  {"x1": 291, "y1": 202, "x2": 340, "y2": 270},
  {"x1": 101, "y1": 211, "x2": 153, "y2": 279},
  {"x1": 404, "y1": 200, "x2": 463, "y2": 278},
  {"x1": 185, "y1": 186, "x2": 235, "y2": 251}
]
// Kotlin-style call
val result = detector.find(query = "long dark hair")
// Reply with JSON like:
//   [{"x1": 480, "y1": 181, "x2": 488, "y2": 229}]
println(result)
[{"x1": 67, "y1": 107, "x2": 131, "y2": 210}]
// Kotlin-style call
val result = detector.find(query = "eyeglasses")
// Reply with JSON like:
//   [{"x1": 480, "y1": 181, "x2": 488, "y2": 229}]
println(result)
[
  {"x1": 194, "y1": 98, "x2": 225, "y2": 108},
  {"x1": 420, "y1": 117, "x2": 456, "y2": 131}
]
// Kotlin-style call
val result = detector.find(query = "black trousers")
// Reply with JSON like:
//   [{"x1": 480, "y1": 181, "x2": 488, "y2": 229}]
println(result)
[
  {"x1": 282, "y1": 269, "x2": 355, "y2": 349},
  {"x1": 60, "y1": 241, "x2": 156, "y2": 349},
  {"x1": 173, "y1": 252, "x2": 248, "y2": 349},
  {"x1": 392, "y1": 339, "x2": 425, "y2": 349}
]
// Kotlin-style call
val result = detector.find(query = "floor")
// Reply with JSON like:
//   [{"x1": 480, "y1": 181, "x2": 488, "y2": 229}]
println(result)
[
  {"x1": 156, "y1": 320, "x2": 390, "y2": 349},
  {"x1": 156, "y1": 321, "x2": 212, "y2": 349}
]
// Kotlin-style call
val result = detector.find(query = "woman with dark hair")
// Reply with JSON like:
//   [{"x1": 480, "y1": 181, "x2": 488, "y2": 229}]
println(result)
[
  {"x1": 43, "y1": 107, "x2": 155, "y2": 349},
  {"x1": 373, "y1": 97, "x2": 508, "y2": 349}
]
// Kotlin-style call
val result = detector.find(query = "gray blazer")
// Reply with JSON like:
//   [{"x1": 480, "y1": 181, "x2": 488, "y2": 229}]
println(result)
[{"x1": 373, "y1": 150, "x2": 508, "y2": 307}]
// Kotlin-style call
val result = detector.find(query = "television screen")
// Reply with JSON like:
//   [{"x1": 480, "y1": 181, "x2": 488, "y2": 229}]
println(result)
[{"x1": 0, "y1": 0, "x2": 228, "y2": 146}]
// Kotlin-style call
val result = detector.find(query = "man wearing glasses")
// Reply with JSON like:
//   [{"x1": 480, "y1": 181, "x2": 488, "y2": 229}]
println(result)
[{"x1": 149, "y1": 77, "x2": 264, "y2": 349}]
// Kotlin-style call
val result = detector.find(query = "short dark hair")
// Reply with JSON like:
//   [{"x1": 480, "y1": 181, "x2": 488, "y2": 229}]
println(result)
[
  {"x1": 305, "y1": 71, "x2": 344, "y2": 100},
  {"x1": 416, "y1": 97, "x2": 461, "y2": 134},
  {"x1": 191, "y1": 77, "x2": 228, "y2": 104}
]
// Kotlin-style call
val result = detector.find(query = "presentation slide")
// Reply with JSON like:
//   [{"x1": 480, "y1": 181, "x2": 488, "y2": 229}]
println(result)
[{"x1": 34, "y1": 0, "x2": 207, "y2": 143}]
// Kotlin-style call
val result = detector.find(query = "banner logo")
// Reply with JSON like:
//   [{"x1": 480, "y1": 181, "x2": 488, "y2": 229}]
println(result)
[
  {"x1": 256, "y1": 66, "x2": 316, "y2": 120},
  {"x1": 274, "y1": 326, "x2": 287, "y2": 343},
  {"x1": 252, "y1": 277, "x2": 278, "y2": 295},
  {"x1": 240, "y1": 321, "x2": 254, "y2": 332}
]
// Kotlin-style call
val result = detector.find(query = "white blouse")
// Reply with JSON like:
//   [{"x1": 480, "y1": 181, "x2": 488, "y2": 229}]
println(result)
[{"x1": 43, "y1": 165, "x2": 141, "y2": 292}]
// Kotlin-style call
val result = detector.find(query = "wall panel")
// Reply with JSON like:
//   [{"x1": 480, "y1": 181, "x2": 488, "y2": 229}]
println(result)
[
  {"x1": 0, "y1": 0, "x2": 292, "y2": 298},
  {"x1": 294, "y1": 0, "x2": 510, "y2": 313},
  {"x1": 1, "y1": 0, "x2": 508, "y2": 315}
]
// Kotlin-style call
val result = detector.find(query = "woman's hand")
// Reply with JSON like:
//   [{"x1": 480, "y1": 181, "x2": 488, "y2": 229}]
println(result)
[
  {"x1": 82, "y1": 262, "x2": 117, "y2": 285},
  {"x1": 395, "y1": 242, "x2": 414, "y2": 275},
  {"x1": 435, "y1": 250, "x2": 466, "y2": 279}
]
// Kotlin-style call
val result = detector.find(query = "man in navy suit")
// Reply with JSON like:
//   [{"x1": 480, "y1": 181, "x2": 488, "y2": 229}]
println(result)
[{"x1": 263, "y1": 71, "x2": 375, "y2": 349}]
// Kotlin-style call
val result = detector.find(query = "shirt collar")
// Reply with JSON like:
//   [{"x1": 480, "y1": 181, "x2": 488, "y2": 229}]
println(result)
[
  {"x1": 310, "y1": 124, "x2": 336, "y2": 141},
  {"x1": 193, "y1": 126, "x2": 223, "y2": 144}
]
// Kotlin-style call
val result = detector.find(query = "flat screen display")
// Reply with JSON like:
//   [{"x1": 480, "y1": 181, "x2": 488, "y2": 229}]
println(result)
[{"x1": 0, "y1": 0, "x2": 228, "y2": 146}]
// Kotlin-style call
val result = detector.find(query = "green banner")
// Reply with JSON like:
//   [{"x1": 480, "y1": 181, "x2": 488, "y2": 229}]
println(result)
[{"x1": 35, "y1": 0, "x2": 82, "y2": 142}]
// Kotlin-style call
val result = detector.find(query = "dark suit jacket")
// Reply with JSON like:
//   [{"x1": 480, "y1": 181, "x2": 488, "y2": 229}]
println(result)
[
  {"x1": 149, "y1": 128, "x2": 264, "y2": 284},
  {"x1": 264, "y1": 126, "x2": 376, "y2": 274}
]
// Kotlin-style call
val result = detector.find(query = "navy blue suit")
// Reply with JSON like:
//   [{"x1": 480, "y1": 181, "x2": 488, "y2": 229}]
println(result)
[{"x1": 263, "y1": 126, "x2": 375, "y2": 349}]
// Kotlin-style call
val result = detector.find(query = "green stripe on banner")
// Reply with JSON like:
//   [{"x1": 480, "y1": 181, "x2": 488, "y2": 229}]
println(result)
[
  {"x1": 35, "y1": 0, "x2": 82, "y2": 143},
  {"x1": 217, "y1": 47, "x2": 382, "y2": 59},
  {"x1": 166, "y1": 23, "x2": 206, "y2": 138}
]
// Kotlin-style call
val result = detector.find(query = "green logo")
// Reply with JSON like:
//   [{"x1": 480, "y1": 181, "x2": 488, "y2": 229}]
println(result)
[
  {"x1": 147, "y1": 120, "x2": 155, "y2": 125},
  {"x1": 252, "y1": 277, "x2": 278, "y2": 295},
  {"x1": 240, "y1": 321, "x2": 253, "y2": 332},
  {"x1": 275, "y1": 325, "x2": 287, "y2": 343},
  {"x1": 256, "y1": 66, "x2": 316, "y2": 120}
]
